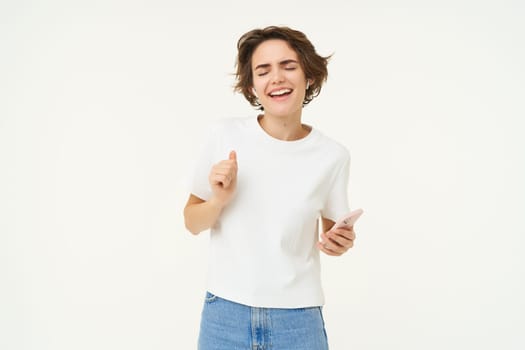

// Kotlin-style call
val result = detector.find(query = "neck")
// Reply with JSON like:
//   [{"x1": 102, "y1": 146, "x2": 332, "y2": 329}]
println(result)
[{"x1": 258, "y1": 112, "x2": 310, "y2": 141}]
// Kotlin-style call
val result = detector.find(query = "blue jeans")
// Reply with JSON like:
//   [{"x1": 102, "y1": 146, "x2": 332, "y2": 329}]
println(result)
[{"x1": 198, "y1": 292, "x2": 329, "y2": 350}]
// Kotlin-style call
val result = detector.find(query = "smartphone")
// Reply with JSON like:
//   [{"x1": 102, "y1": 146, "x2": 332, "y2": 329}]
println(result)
[{"x1": 331, "y1": 208, "x2": 363, "y2": 231}]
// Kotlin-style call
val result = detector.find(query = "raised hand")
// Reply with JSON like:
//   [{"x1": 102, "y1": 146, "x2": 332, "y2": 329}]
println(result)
[{"x1": 208, "y1": 150, "x2": 238, "y2": 208}]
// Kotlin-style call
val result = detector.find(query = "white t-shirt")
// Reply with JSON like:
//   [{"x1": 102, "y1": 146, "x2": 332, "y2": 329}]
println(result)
[{"x1": 190, "y1": 116, "x2": 350, "y2": 308}]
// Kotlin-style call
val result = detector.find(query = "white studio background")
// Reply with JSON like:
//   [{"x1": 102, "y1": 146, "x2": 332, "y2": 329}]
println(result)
[{"x1": 1, "y1": 0, "x2": 524, "y2": 349}]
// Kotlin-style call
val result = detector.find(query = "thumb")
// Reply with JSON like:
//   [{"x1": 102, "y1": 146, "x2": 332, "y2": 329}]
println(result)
[{"x1": 229, "y1": 150, "x2": 237, "y2": 161}]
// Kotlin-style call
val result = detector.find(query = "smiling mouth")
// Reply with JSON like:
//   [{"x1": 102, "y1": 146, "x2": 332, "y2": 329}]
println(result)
[{"x1": 269, "y1": 88, "x2": 293, "y2": 98}]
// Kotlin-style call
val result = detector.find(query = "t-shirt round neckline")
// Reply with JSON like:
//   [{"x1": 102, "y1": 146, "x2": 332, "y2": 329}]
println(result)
[{"x1": 252, "y1": 114, "x2": 319, "y2": 148}]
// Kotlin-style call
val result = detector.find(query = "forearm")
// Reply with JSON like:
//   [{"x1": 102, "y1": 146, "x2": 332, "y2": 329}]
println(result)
[{"x1": 184, "y1": 197, "x2": 224, "y2": 235}]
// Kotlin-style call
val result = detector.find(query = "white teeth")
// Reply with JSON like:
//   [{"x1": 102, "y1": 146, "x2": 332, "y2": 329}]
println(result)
[{"x1": 269, "y1": 89, "x2": 292, "y2": 96}]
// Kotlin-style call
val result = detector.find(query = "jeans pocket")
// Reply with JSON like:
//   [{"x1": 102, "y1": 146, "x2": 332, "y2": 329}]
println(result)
[
  {"x1": 204, "y1": 291, "x2": 218, "y2": 304},
  {"x1": 318, "y1": 307, "x2": 329, "y2": 345},
  {"x1": 318, "y1": 306, "x2": 326, "y2": 327}
]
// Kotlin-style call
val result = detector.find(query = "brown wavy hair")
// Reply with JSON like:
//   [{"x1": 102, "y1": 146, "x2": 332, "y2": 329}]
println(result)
[{"x1": 234, "y1": 26, "x2": 331, "y2": 110}]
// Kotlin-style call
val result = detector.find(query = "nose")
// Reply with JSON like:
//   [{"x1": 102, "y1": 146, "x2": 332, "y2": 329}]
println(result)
[{"x1": 270, "y1": 68, "x2": 285, "y2": 84}]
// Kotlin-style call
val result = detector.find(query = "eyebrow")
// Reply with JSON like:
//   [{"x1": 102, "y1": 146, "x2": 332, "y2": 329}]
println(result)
[{"x1": 254, "y1": 59, "x2": 299, "y2": 70}]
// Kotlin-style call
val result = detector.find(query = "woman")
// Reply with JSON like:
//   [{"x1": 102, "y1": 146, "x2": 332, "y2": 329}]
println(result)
[{"x1": 184, "y1": 26, "x2": 356, "y2": 350}]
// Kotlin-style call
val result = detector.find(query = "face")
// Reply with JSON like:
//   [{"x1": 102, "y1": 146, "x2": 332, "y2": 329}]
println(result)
[{"x1": 251, "y1": 39, "x2": 309, "y2": 119}]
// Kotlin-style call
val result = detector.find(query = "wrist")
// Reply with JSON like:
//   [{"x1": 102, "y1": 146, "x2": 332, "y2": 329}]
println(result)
[{"x1": 208, "y1": 196, "x2": 226, "y2": 211}]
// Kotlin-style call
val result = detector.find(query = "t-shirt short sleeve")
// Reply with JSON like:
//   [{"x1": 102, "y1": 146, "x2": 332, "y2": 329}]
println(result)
[
  {"x1": 188, "y1": 122, "x2": 221, "y2": 201},
  {"x1": 321, "y1": 151, "x2": 350, "y2": 222}
]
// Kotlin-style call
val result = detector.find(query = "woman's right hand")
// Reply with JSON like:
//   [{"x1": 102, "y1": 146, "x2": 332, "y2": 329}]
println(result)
[{"x1": 208, "y1": 150, "x2": 238, "y2": 208}]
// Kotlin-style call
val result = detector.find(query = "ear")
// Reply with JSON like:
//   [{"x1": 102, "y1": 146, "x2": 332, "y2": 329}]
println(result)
[
  {"x1": 306, "y1": 79, "x2": 313, "y2": 90},
  {"x1": 252, "y1": 87, "x2": 258, "y2": 98}
]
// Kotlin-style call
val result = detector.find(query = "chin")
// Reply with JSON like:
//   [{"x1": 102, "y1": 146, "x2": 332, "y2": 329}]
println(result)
[{"x1": 264, "y1": 104, "x2": 302, "y2": 118}]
